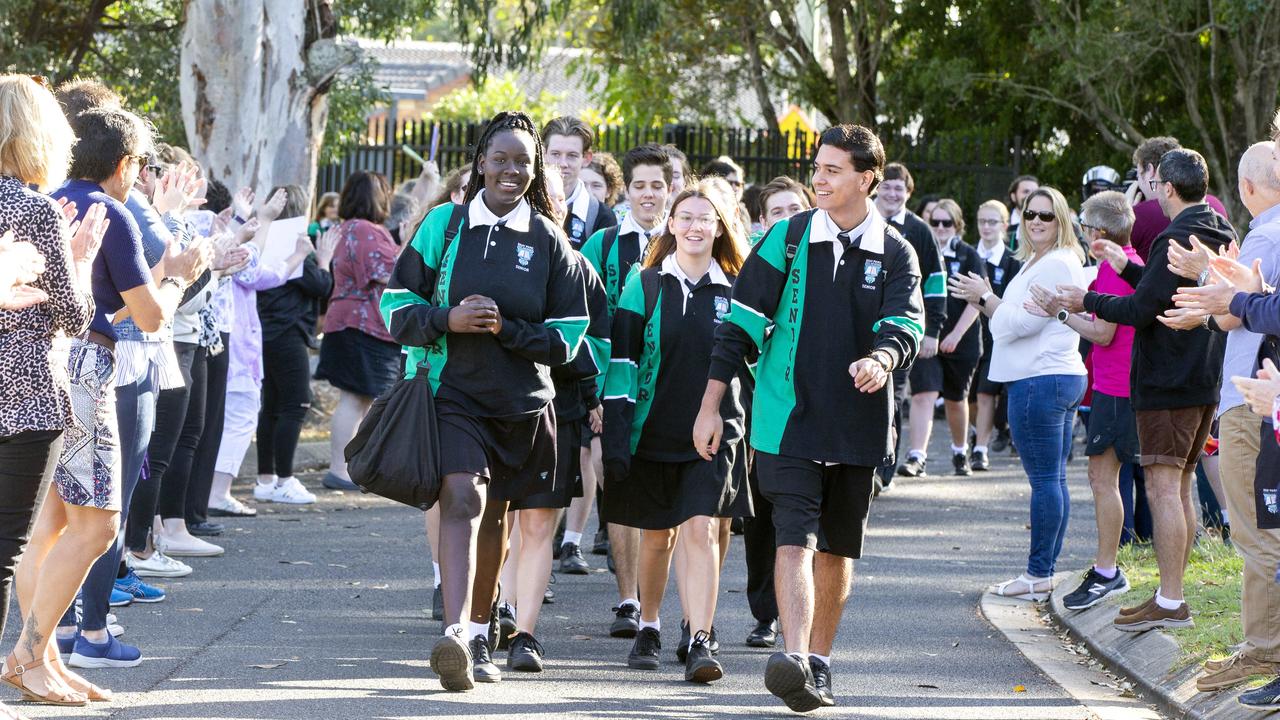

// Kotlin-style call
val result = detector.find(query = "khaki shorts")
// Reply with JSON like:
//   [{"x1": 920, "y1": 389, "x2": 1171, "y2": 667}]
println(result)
[{"x1": 1135, "y1": 405, "x2": 1215, "y2": 470}]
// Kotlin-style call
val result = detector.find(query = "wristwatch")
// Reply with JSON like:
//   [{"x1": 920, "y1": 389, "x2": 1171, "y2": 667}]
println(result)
[
  {"x1": 1056, "y1": 308, "x2": 1070, "y2": 324},
  {"x1": 869, "y1": 350, "x2": 893, "y2": 373},
  {"x1": 978, "y1": 291, "x2": 994, "y2": 307},
  {"x1": 160, "y1": 276, "x2": 184, "y2": 292}
]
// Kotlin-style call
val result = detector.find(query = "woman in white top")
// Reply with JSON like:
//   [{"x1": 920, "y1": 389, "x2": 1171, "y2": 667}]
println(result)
[{"x1": 949, "y1": 186, "x2": 1088, "y2": 600}]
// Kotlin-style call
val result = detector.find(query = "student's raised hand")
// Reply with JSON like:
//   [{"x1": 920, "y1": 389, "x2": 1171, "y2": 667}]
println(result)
[
  {"x1": 849, "y1": 356, "x2": 889, "y2": 393},
  {"x1": 692, "y1": 407, "x2": 723, "y2": 462}
]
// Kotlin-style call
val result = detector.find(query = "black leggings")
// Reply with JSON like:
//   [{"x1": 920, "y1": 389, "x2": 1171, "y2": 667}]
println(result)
[
  {"x1": 164, "y1": 334, "x2": 228, "y2": 524},
  {"x1": 256, "y1": 330, "x2": 313, "y2": 478},
  {"x1": 126, "y1": 343, "x2": 196, "y2": 549},
  {"x1": 0, "y1": 430, "x2": 61, "y2": 638}
]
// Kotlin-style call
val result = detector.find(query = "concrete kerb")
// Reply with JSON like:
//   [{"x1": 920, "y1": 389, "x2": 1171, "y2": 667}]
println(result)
[{"x1": 1046, "y1": 569, "x2": 1273, "y2": 719}]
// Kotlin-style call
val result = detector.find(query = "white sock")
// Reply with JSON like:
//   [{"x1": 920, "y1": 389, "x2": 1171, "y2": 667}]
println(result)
[
  {"x1": 810, "y1": 653, "x2": 831, "y2": 667},
  {"x1": 432, "y1": 562, "x2": 441, "y2": 588},
  {"x1": 469, "y1": 621, "x2": 490, "y2": 640},
  {"x1": 620, "y1": 598, "x2": 640, "y2": 611},
  {"x1": 909, "y1": 450, "x2": 926, "y2": 461},
  {"x1": 276, "y1": 476, "x2": 294, "y2": 487},
  {"x1": 639, "y1": 619, "x2": 660, "y2": 632},
  {"x1": 1094, "y1": 566, "x2": 1117, "y2": 579},
  {"x1": 1155, "y1": 591, "x2": 1183, "y2": 610},
  {"x1": 973, "y1": 445, "x2": 988, "y2": 454},
  {"x1": 562, "y1": 531, "x2": 583, "y2": 547},
  {"x1": 951, "y1": 444, "x2": 968, "y2": 455},
  {"x1": 443, "y1": 623, "x2": 465, "y2": 638},
  {"x1": 257, "y1": 475, "x2": 276, "y2": 486}
]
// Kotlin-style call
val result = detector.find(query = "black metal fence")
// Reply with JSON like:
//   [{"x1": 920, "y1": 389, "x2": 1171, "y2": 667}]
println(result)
[{"x1": 319, "y1": 119, "x2": 1030, "y2": 218}]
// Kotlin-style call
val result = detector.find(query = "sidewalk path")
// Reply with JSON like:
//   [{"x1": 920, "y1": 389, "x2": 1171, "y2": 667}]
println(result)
[{"x1": 8, "y1": 436, "x2": 1157, "y2": 719}]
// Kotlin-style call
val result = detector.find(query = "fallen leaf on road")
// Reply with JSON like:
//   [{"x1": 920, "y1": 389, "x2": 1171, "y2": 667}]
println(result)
[
  {"x1": 1013, "y1": 685, "x2": 1026, "y2": 693},
  {"x1": 249, "y1": 663, "x2": 286, "y2": 669}
]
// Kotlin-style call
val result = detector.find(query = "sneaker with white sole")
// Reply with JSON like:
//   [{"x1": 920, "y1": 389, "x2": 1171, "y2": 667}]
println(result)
[
  {"x1": 125, "y1": 550, "x2": 192, "y2": 579},
  {"x1": 157, "y1": 533, "x2": 225, "y2": 558},
  {"x1": 253, "y1": 482, "x2": 278, "y2": 502},
  {"x1": 68, "y1": 634, "x2": 142, "y2": 669},
  {"x1": 266, "y1": 477, "x2": 317, "y2": 505}
]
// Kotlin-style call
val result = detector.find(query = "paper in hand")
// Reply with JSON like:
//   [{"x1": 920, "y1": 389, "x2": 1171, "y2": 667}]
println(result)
[{"x1": 262, "y1": 215, "x2": 309, "y2": 280}]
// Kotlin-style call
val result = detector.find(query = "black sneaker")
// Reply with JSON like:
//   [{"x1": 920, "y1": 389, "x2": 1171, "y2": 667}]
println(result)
[
  {"x1": 897, "y1": 455, "x2": 927, "y2": 477},
  {"x1": 430, "y1": 633, "x2": 474, "y2": 692},
  {"x1": 592, "y1": 529, "x2": 610, "y2": 555},
  {"x1": 764, "y1": 652, "x2": 823, "y2": 712},
  {"x1": 708, "y1": 625, "x2": 719, "y2": 655},
  {"x1": 469, "y1": 634, "x2": 501, "y2": 683},
  {"x1": 991, "y1": 428, "x2": 1011, "y2": 453},
  {"x1": 431, "y1": 584, "x2": 444, "y2": 621},
  {"x1": 677, "y1": 620, "x2": 691, "y2": 662},
  {"x1": 810, "y1": 656, "x2": 835, "y2": 706},
  {"x1": 507, "y1": 631, "x2": 545, "y2": 672},
  {"x1": 953, "y1": 452, "x2": 972, "y2": 476},
  {"x1": 627, "y1": 627, "x2": 661, "y2": 670},
  {"x1": 970, "y1": 448, "x2": 990, "y2": 472},
  {"x1": 559, "y1": 543, "x2": 590, "y2": 575},
  {"x1": 497, "y1": 604, "x2": 517, "y2": 650},
  {"x1": 1239, "y1": 675, "x2": 1280, "y2": 709},
  {"x1": 610, "y1": 604, "x2": 640, "y2": 638},
  {"x1": 1062, "y1": 567, "x2": 1131, "y2": 611},
  {"x1": 746, "y1": 620, "x2": 778, "y2": 648},
  {"x1": 685, "y1": 630, "x2": 723, "y2": 683}
]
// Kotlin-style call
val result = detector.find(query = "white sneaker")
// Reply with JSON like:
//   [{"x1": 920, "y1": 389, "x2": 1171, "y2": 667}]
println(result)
[
  {"x1": 108, "y1": 621, "x2": 124, "y2": 637},
  {"x1": 126, "y1": 550, "x2": 193, "y2": 578},
  {"x1": 157, "y1": 533, "x2": 225, "y2": 558},
  {"x1": 270, "y1": 477, "x2": 317, "y2": 505},
  {"x1": 252, "y1": 482, "x2": 277, "y2": 502}
]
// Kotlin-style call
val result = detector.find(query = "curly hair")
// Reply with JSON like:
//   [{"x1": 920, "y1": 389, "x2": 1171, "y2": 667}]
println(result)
[{"x1": 463, "y1": 111, "x2": 555, "y2": 221}]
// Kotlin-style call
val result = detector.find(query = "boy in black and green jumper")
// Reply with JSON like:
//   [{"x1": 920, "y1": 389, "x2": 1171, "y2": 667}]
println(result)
[
  {"x1": 694, "y1": 124, "x2": 924, "y2": 713},
  {"x1": 543, "y1": 116, "x2": 618, "y2": 247}
]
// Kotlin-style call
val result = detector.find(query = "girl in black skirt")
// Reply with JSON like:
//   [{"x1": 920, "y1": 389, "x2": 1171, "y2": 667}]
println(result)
[
  {"x1": 381, "y1": 111, "x2": 589, "y2": 692},
  {"x1": 602, "y1": 180, "x2": 752, "y2": 684}
]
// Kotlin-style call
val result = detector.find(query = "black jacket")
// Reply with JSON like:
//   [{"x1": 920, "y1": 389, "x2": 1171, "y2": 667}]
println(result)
[
  {"x1": 257, "y1": 254, "x2": 332, "y2": 346},
  {"x1": 1083, "y1": 203, "x2": 1238, "y2": 410},
  {"x1": 887, "y1": 211, "x2": 947, "y2": 339}
]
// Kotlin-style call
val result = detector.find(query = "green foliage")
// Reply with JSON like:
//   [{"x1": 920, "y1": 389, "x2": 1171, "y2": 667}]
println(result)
[
  {"x1": 320, "y1": 53, "x2": 390, "y2": 164},
  {"x1": 423, "y1": 72, "x2": 565, "y2": 123}
]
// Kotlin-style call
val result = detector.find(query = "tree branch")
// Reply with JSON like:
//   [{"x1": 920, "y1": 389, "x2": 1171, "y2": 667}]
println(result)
[{"x1": 744, "y1": 26, "x2": 781, "y2": 135}]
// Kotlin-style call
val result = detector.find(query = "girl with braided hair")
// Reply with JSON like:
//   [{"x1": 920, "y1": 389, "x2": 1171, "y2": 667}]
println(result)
[{"x1": 381, "y1": 111, "x2": 590, "y2": 692}]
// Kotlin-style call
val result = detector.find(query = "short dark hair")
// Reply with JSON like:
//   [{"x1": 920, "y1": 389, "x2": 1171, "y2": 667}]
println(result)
[
  {"x1": 55, "y1": 78, "x2": 122, "y2": 119},
  {"x1": 815, "y1": 124, "x2": 885, "y2": 191},
  {"x1": 204, "y1": 178, "x2": 231, "y2": 213},
  {"x1": 541, "y1": 116, "x2": 594, "y2": 153},
  {"x1": 338, "y1": 170, "x2": 391, "y2": 224},
  {"x1": 1133, "y1": 136, "x2": 1180, "y2": 173},
  {"x1": 68, "y1": 108, "x2": 149, "y2": 183},
  {"x1": 1006, "y1": 174, "x2": 1038, "y2": 204},
  {"x1": 1157, "y1": 148, "x2": 1208, "y2": 203},
  {"x1": 700, "y1": 158, "x2": 742, "y2": 181},
  {"x1": 622, "y1": 143, "x2": 672, "y2": 186},
  {"x1": 883, "y1": 163, "x2": 914, "y2": 194}
]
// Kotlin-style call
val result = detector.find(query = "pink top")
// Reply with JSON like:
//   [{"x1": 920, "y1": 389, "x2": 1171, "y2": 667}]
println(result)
[
  {"x1": 1089, "y1": 245, "x2": 1144, "y2": 398},
  {"x1": 323, "y1": 219, "x2": 397, "y2": 342}
]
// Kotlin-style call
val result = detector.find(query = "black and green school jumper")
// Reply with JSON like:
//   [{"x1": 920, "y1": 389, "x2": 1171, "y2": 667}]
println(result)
[
  {"x1": 600, "y1": 259, "x2": 752, "y2": 530},
  {"x1": 380, "y1": 197, "x2": 590, "y2": 500},
  {"x1": 511, "y1": 256, "x2": 611, "y2": 510},
  {"x1": 708, "y1": 206, "x2": 925, "y2": 467}
]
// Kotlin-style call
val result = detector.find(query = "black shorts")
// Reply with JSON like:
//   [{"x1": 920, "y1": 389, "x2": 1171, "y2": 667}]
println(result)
[
  {"x1": 580, "y1": 421, "x2": 599, "y2": 449},
  {"x1": 601, "y1": 441, "x2": 752, "y2": 530},
  {"x1": 510, "y1": 418, "x2": 584, "y2": 510},
  {"x1": 909, "y1": 355, "x2": 979, "y2": 402},
  {"x1": 1085, "y1": 391, "x2": 1140, "y2": 465},
  {"x1": 973, "y1": 354, "x2": 1003, "y2": 396},
  {"x1": 436, "y1": 397, "x2": 557, "y2": 502},
  {"x1": 755, "y1": 452, "x2": 875, "y2": 559}
]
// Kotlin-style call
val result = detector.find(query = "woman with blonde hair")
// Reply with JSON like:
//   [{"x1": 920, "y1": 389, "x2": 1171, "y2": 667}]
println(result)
[
  {"x1": 0, "y1": 74, "x2": 110, "y2": 708},
  {"x1": 949, "y1": 186, "x2": 1087, "y2": 600},
  {"x1": 602, "y1": 179, "x2": 751, "y2": 683}
]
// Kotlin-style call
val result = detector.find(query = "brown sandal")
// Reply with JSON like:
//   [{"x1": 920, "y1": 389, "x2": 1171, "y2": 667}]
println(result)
[{"x1": 1, "y1": 654, "x2": 87, "y2": 707}]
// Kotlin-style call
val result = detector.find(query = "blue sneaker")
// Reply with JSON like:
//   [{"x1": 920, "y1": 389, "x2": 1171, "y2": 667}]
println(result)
[
  {"x1": 68, "y1": 634, "x2": 142, "y2": 669},
  {"x1": 56, "y1": 630, "x2": 78, "y2": 656},
  {"x1": 109, "y1": 587, "x2": 134, "y2": 607},
  {"x1": 115, "y1": 570, "x2": 166, "y2": 603}
]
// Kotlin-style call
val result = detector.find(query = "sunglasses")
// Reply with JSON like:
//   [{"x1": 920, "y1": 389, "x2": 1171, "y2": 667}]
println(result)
[
  {"x1": 1022, "y1": 209, "x2": 1057, "y2": 223},
  {"x1": 929, "y1": 218, "x2": 955, "y2": 228}
]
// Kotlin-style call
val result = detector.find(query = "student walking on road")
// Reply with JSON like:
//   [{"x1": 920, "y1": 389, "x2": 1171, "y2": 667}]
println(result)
[{"x1": 696, "y1": 124, "x2": 924, "y2": 712}]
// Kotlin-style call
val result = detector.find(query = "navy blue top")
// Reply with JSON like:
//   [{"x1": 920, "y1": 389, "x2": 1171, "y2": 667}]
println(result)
[{"x1": 52, "y1": 180, "x2": 150, "y2": 339}]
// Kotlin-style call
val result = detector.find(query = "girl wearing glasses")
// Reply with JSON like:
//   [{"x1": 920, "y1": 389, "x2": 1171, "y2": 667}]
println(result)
[
  {"x1": 601, "y1": 178, "x2": 751, "y2": 684},
  {"x1": 949, "y1": 187, "x2": 1088, "y2": 601}
]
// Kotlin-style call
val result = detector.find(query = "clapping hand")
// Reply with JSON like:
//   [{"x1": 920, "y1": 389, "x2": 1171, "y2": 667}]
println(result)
[
  {"x1": 1089, "y1": 239, "x2": 1129, "y2": 275},
  {"x1": 1167, "y1": 235, "x2": 1231, "y2": 282},
  {"x1": 1054, "y1": 284, "x2": 1088, "y2": 313},
  {"x1": 0, "y1": 230, "x2": 49, "y2": 310},
  {"x1": 1209, "y1": 255, "x2": 1266, "y2": 294},
  {"x1": 1171, "y1": 281, "x2": 1237, "y2": 317},
  {"x1": 152, "y1": 162, "x2": 205, "y2": 216},
  {"x1": 258, "y1": 188, "x2": 288, "y2": 223},
  {"x1": 1232, "y1": 358, "x2": 1280, "y2": 417},
  {"x1": 231, "y1": 187, "x2": 255, "y2": 221},
  {"x1": 1024, "y1": 284, "x2": 1059, "y2": 318},
  {"x1": 947, "y1": 271, "x2": 991, "y2": 304},
  {"x1": 68, "y1": 202, "x2": 109, "y2": 266}
]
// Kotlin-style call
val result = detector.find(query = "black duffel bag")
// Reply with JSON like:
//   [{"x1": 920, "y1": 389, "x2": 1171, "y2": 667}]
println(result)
[{"x1": 344, "y1": 366, "x2": 441, "y2": 510}]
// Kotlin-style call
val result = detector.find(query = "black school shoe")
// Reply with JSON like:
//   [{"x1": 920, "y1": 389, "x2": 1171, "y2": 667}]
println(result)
[
  {"x1": 764, "y1": 652, "x2": 823, "y2": 713},
  {"x1": 628, "y1": 627, "x2": 661, "y2": 670},
  {"x1": 970, "y1": 448, "x2": 990, "y2": 472},
  {"x1": 746, "y1": 620, "x2": 778, "y2": 648},
  {"x1": 429, "y1": 633, "x2": 474, "y2": 692},
  {"x1": 953, "y1": 452, "x2": 972, "y2": 476},
  {"x1": 810, "y1": 656, "x2": 835, "y2": 707},
  {"x1": 592, "y1": 529, "x2": 610, "y2": 555},
  {"x1": 1239, "y1": 676, "x2": 1280, "y2": 709},
  {"x1": 430, "y1": 584, "x2": 444, "y2": 621},
  {"x1": 897, "y1": 455, "x2": 927, "y2": 477},
  {"x1": 610, "y1": 604, "x2": 640, "y2": 638},
  {"x1": 559, "y1": 543, "x2": 590, "y2": 574},
  {"x1": 507, "y1": 632, "x2": 545, "y2": 672},
  {"x1": 469, "y1": 635, "x2": 501, "y2": 683},
  {"x1": 991, "y1": 427, "x2": 1012, "y2": 453},
  {"x1": 678, "y1": 621, "x2": 720, "y2": 661},
  {"x1": 685, "y1": 631, "x2": 723, "y2": 683},
  {"x1": 1062, "y1": 567, "x2": 1130, "y2": 611},
  {"x1": 497, "y1": 604, "x2": 517, "y2": 649}
]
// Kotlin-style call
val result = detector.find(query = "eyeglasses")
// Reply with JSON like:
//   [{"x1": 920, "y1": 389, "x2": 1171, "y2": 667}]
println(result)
[
  {"x1": 1022, "y1": 209, "x2": 1057, "y2": 223},
  {"x1": 929, "y1": 218, "x2": 955, "y2": 228},
  {"x1": 673, "y1": 213, "x2": 718, "y2": 229},
  {"x1": 1079, "y1": 222, "x2": 1099, "y2": 233},
  {"x1": 124, "y1": 153, "x2": 148, "y2": 166},
  {"x1": 977, "y1": 219, "x2": 1003, "y2": 226},
  {"x1": 1148, "y1": 178, "x2": 1168, "y2": 191}
]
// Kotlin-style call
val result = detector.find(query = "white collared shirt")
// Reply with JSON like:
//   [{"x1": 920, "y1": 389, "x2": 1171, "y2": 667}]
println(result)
[
  {"x1": 468, "y1": 190, "x2": 531, "y2": 232},
  {"x1": 977, "y1": 238, "x2": 1006, "y2": 267},
  {"x1": 659, "y1": 253, "x2": 731, "y2": 315},
  {"x1": 621, "y1": 211, "x2": 662, "y2": 258},
  {"x1": 808, "y1": 198, "x2": 887, "y2": 279},
  {"x1": 567, "y1": 179, "x2": 592, "y2": 222},
  {"x1": 939, "y1": 236, "x2": 959, "y2": 259},
  {"x1": 890, "y1": 207, "x2": 908, "y2": 225}
]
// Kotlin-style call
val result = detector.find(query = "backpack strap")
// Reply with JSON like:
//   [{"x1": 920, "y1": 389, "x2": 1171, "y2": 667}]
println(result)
[
  {"x1": 782, "y1": 209, "x2": 813, "y2": 277},
  {"x1": 641, "y1": 267, "x2": 661, "y2": 323},
  {"x1": 601, "y1": 225, "x2": 622, "y2": 299},
  {"x1": 443, "y1": 203, "x2": 466, "y2": 252},
  {"x1": 584, "y1": 196, "x2": 602, "y2": 240}
]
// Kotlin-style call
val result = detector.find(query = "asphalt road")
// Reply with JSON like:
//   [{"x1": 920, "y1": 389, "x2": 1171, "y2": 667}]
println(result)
[{"x1": 6, "y1": 431, "x2": 1128, "y2": 720}]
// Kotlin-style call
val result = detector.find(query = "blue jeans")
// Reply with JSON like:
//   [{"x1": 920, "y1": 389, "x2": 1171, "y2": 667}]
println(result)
[
  {"x1": 1007, "y1": 374, "x2": 1086, "y2": 578},
  {"x1": 63, "y1": 373, "x2": 157, "y2": 632}
]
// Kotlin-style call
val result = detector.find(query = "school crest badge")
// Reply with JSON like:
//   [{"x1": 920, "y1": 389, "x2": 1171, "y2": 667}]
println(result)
[
  {"x1": 994, "y1": 267, "x2": 1005, "y2": 285},
  {"x1": 949, "y1": 261, "x2": 961, "y2": 276},
  {"x1": 516, "y1": 243, "x2": 535, "y2": 269},
  {"x1": 714, "y1": 295, "x2": 730, "y2": 322},
  {"x1": 1265, "y1": 488, "x2": 1278, "y2": 516},
  {"x1": 863, "y1": 259, "x2": 882, "y2": 287},
  {"x1": 570, "y1": 217, "x2": 586, "y2": 240}
]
